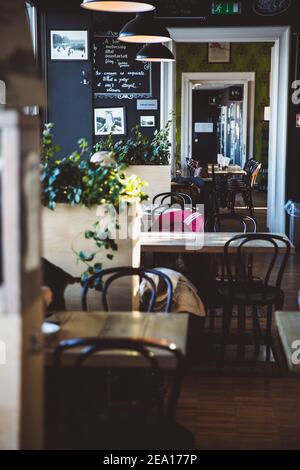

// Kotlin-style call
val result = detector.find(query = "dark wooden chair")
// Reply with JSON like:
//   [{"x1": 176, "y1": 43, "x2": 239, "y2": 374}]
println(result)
[
  {"x1": 219, "y1": 233, "x2": 291, "y2": 365},
  {"x1": 152, "y1": 191, "x2": 192, "y2": 209},
  {"x1": 227, "y1": 160, "x2": 262, "y2": 216},
  {"x1": 81, "y1": 266, "x2": 173, "y2": 313},
  {"x1": 205, "y1": 214, "x2": 258, "y2": 332},
  {"x1": 52, "y1": 337, "x2": 194, "y2": 449}
]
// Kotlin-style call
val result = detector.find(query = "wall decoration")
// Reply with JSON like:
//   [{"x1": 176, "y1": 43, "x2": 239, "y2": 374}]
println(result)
[
  {"x1": 140, "y1": 116, "x2": 156, "y2": 127},
  {"x1": 50, "y1": 30, "x2": 89, "y2": 60},
  {"x1": 93, "y1": 35, "x2": 152, "y2": 99},
  {"x1": 94, "y1": 107, "x2": 126, "y2": 135},
  {"x1": 296, "y1": 114, "x2": 300, "y2": 128},
  {"x1": 208, "y1": 42, "x2": 231, "y2": 63},
  {"x1": 253, "y1": 0, "x2": 291, "y2": 16}
]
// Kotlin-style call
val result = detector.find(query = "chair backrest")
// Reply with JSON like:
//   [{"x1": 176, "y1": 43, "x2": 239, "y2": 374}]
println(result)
[
  {"x1": 249, "y1": 161, "x2": 262, "y2": 188},
  {"x1": 53, "y1": 337, "x2": 184, "y2": 420},
  {"x1": 224, "y1": 234, "x2": 291, "y2": 297},
  {"x1": 214, "y1": 214, "x2": 257, "y2": 233},
  {"x1": 152, "y1": 191, "x2": 192, "y2": 207},
  {"x1": 81, "y1": 266, "x2": 173, "y2": 313}
]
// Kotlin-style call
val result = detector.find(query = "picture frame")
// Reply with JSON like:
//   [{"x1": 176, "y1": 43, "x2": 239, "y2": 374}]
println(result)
[
  {"x1": 94, "y1": 107, "x2": 126, "y2": 136},
  {"x1": 207, "y1": 42, "x2": 231, "y2": 64},
  {"x1": 140, "y1": 115, "x2": 156, "y2": 128},
  {"x1": 50, "y1": 30, "x2": 89, "y2": 61}
]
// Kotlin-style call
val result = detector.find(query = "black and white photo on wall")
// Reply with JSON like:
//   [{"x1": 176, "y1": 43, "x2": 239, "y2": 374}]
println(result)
[
  {"x1": 94, "y1": 107, "x2": 126, "y2": 136},
  {"x1": 50, "y1": 30, "x2": 89, "y2": 60},
  {"x1": 140, "y1": 116, "x2": 156, "y2": 127}
]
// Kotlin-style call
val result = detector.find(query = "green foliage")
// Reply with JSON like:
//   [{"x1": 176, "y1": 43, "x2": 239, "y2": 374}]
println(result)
[
  {"x1": 94, "y1": 120, "x2": 172, "y2": 166},
  {"x1": 41, "y1": 123, "x2": 148, "y2": 288}
]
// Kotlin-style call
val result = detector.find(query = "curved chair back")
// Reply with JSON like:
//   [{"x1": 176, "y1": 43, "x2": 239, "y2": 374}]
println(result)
[
  {"x1": 81, "y1": 267, "x2": 173, "y2": 313},
  {"x1": 224, "y1": 234, "x2": 291, "y2": 303},
  {"x1": 214, "y1": 214, "x2": 257, "y2": 233},
  {"x1": 249, "y1": 161, "x2": 262, "y2": 188},
  {"x1": 53, "y1": 337, "x2": 184, "y2": 420},
  {"x1": 152, "y1": 191, "x2": 192, "y2": 207}
]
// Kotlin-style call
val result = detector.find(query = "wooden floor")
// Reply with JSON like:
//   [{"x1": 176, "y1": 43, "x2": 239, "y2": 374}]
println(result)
[{"x1": 176, "y1": 191, "x2": 300, "y2": 450}]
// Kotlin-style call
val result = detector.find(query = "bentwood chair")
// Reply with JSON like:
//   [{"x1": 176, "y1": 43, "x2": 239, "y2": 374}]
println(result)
[
  {"x1": 219, "y1": 234, "x2": 291, "y2": 365},
  {"x1": 205, "y1": 214, "x2": 258, "y2": 333},
  {"x1": 227, "y1": 160, "x2": 262, "y2": 216},
  {"x1": 81, "y1": 266, "x2": 173, "y2": 313},
  {"x1": 53, "y1": 337, "x2": 194, "y2": 449},
  {"x1": 152, "y1": 191, "x2": 193, "y2": 209}
]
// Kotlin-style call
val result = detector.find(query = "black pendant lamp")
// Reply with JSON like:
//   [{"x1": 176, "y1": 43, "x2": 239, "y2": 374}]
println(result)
[
  {"x1": 118, "y1": 12, "x2": 171, "y2": 44},
  {"x1": 136, "y1": 43, "x2": 175, "y2": 62},
  {"x1": 80, "y1": 1, "x2": 155, "y2": 13}
]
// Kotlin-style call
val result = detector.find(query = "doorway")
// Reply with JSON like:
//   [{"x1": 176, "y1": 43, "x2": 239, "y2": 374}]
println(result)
[
  {"x1": 181, "y1": 72, "x2": 255, "y2": 169},
  {"x1": 161, "y1": 27, "x2": 290, "y2": 233}
]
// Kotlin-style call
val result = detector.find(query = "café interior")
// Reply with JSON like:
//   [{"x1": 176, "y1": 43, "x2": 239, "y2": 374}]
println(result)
[{"x1": 1, "y1": 0, "x2": 300, "y2": 451}]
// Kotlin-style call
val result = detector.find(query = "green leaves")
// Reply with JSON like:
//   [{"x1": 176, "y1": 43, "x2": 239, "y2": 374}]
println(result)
[
  {"x1": 40, "y1": 122, "x2": 152, "y2": 291},
  {"x1": 78, "y1": 251, "x2": 96, "y2": 262}
]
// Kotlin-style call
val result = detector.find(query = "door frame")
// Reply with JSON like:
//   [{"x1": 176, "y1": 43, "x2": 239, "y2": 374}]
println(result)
[
  {"x1": 181, "y1": 71, "x2": 255, "y2": 170},
  {"x1": 162, "y1": 26, "x2": 291, "y2": 233}
]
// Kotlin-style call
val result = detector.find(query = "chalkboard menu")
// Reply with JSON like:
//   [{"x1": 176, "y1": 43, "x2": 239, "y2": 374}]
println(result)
[{"x1": 93, "y1": 35, "x2": 152, "y2": 99}]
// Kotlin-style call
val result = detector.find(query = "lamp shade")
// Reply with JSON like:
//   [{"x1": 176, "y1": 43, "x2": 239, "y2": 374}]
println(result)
[
  {"x1": 136, "y1": 43, "x2": 175, "y2": 62},
  {"x1": 118, "y1": 13, "x2": 171, "y2": 43},
  {"x1": 80, "y1": 1, "x2": 155, "y2": 13}
]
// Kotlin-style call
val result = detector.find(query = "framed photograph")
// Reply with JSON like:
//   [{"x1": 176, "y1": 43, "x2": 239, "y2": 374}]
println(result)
[
  {"x1": 140, "y1": 115, "x2": 155, "y2": 128},
  {"x1": 208, "y1": 42, "x2": 231, "y2": 64},
  {"x1": 50, "y1": 30, "x2": 89, "y2": 60},
  {"x1": 94, "y1": 107, "x2": 126, "y2": 136}
]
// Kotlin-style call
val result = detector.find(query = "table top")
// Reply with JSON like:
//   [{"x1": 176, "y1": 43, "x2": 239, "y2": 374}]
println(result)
[
  {"x1": 276, "y1": 311, "x2": 300, "y2": 374},
  {"x1": 208, "y1": 165, "x2": 246, "y2": 176},
  {"x1": 140, "y1": 231, "x2": 293, "y2": 254},
  {"x1": 45, "y1": 311, "x2": 189, "y2": 369}
]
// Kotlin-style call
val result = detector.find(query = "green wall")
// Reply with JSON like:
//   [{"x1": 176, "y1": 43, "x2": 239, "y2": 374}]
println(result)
[{"x1": 176, "y1": 42, "x2": 273, "y2": 166}]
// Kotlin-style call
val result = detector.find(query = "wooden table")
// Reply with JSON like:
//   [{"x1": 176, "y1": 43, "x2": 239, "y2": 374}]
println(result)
[
  {"x1": 140, "y1": 231, "x2": 293, "y2": 254},
  {"x1": 276, "y1": 311, "x2": 300, "y2": 375},
  {"x1": 45, "y1": 311, "x2": 189, "y2": 369},
  {"x1": 208, "y1": 166, "x2": 246, "y2": 176}
]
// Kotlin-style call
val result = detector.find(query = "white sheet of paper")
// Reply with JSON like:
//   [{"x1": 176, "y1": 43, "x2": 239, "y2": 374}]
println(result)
[{"x1": 194, "y1": 122, "x2": 214, "y2": 133}]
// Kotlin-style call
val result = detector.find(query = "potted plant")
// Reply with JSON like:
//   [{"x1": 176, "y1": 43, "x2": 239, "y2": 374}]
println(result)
[
  {"x1": 94, "y1": 121, "x2": 172, "y2": 202},
  {"x1": 41, "y1": 123, "x2": 147, "y2": 310}
]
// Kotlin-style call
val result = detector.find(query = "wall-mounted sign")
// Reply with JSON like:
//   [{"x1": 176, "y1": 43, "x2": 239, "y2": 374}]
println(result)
[
  {"x1": 211, "y1": 1, "x2": 242, "y2": 15},
  {"x1": 195, "y1": 122, "x2": 214, "y2": 133},
  {"x1": 93, "y1": 36, "x2": 152, "y2": 99},
  {"x1": 253, "y1": 0, "x2": 291, "y2": 16},
  {"x1": 296, "y1": 114, "x2": 300, "y2": 128},
  {"x1": 137, "y1": 99, "x2": 158, "y2": 110}
]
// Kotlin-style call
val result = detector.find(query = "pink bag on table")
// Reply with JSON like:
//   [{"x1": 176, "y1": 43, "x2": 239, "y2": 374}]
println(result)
[{"x1": 152, "y1": 209, "x2": 204, "y2": 233}]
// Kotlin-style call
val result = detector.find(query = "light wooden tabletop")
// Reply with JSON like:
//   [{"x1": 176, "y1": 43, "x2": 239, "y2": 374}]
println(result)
[
  {"x1": 208, "y1": 165, "x2": 246, "y2": 176},
  {"x1": 140, "y1": 232, "x2": 293, "y2": 254},
  {"x1": 45, "y1": 311, "x2": 189, "y2": 369}
]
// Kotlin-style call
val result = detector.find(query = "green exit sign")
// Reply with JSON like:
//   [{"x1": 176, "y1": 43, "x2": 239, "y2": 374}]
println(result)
[{"x1": 212, "y1": 1, "x2": 242, "y2": 15}]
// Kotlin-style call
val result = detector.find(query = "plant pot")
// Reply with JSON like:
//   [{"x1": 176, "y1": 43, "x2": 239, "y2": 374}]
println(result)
[{"x1": 42, "y1": 202, "x2": 141, "y2": 311}]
